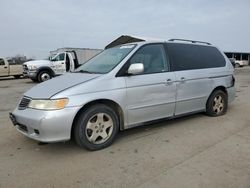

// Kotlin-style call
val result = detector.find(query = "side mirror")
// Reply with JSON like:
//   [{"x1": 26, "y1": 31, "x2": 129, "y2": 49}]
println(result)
[{"x1": 127, "y1": 63, "x2": 144, "y2": 75}]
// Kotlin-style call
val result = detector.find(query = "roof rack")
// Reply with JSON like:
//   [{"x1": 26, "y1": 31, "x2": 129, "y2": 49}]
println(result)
[{"x1": 168, "y1": 38, "x2": 211, "y2": 45}]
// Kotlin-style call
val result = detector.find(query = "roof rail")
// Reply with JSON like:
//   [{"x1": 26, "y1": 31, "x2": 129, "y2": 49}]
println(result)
[{"x1": 168, "y1": 38, "x2": 211, "y2": 45}]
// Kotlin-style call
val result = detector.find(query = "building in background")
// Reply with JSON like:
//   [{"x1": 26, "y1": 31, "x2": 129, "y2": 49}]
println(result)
[
  {"x1": 225, "y1": 52, "x2": 250, "y2": 66},
  {"x1": 6, "y1": 55, "x2": 33, "y2": 65}
]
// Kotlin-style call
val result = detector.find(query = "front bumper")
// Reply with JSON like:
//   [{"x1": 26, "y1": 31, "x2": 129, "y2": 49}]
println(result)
[
  {"x1": 25, "y1": 70, "x2": 38, "y2": 79},
  {"x1": 10, "y1": 106, "x2": 81, "y2": 142},
  {"x1": 22, "y1": 71, "x2": 28, "y2": 77}
]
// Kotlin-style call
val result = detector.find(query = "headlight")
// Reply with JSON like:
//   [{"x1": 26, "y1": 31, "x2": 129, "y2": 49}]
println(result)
[
  {"x1": 28, "y1": 65, "x2": 37, "y2": 70},
  {"x1": 28, "y1": 98, "x2": 69, "y2": 110}
]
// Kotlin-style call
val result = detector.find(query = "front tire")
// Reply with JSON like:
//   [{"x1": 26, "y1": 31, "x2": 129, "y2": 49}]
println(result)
[
  {"x1": 74, "y1": 104, "x2": 119, "y2": 151},
  {"x1": 38, "y1": 70, "x2": 52, "y2": 82},
  {"x1": 206, "y1": 90, "x2": 228, "y2": 117}
]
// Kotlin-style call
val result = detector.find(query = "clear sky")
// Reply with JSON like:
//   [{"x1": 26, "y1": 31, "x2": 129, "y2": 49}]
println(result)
[{"x1": 1, "y1": 0, "x2": 250, "y2": 58}]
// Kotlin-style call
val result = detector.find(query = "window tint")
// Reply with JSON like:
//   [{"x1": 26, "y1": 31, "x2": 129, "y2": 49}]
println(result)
[
  {"x1": 58, "y1": 53, "x2": 65, "y2": 61},
  {"x1": 167, "y1": 43, "x2": 226, "y2": 71},
  {"x1": 51, "y1": 53, "x2": 65, "y2": 61},
  {"x1": 0, "y1": 58, "x2": 5, "y2": 65},
  {"x1": 129, "y1": 44, "x2": 168, "y2": 74},
  {"x1": 7, "y1": 59, "x2": 15, "y2": 65}
]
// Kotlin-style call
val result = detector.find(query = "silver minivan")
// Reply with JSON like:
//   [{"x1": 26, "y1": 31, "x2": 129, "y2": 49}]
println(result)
[{"x1": 10, "y1": 38, "x2": 235, "y2": 150}]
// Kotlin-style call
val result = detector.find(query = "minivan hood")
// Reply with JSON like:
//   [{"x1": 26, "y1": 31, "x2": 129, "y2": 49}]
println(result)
[{"x1": 24, "y1": 73, "x2": 101, "y2": 99}]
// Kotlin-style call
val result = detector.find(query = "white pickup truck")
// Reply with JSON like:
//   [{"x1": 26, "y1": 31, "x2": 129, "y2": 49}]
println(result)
[
  {"x1": 0, "y1": 58, "x2": 23, "y2": 79},
  {"x1": 23, "y1": 49, "x2": 102, "y2": 82}
]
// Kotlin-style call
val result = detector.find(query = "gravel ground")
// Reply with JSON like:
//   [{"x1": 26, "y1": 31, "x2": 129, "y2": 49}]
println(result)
[{"x1": 0, "y1": 68, "x2": 249, "y2": 188}]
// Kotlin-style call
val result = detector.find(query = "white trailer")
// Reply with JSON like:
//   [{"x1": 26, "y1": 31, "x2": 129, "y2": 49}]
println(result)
[
  {"x1": 50, "y1": 48, "x2": 102, "y2": 64},
  {"x1": 23, "y1": 48, "x2": 102, "y2": 82}
]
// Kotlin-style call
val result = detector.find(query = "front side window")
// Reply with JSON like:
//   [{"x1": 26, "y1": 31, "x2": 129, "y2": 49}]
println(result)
[
  {"x1": 0, "y1": 58, "x2": 4, "y2": 65},
  {"x1": 7, "y1": 59, "x2": 16, "y2": 65},
  {"x1": 75, "y1": 45, "x2": 135, "y2": 74},
  {"x1": 128, "y1": 44, "x2": 168, "y2": 74},
  {"x1": 51, "y1": 53, "x2": 65, "y2": 61}
]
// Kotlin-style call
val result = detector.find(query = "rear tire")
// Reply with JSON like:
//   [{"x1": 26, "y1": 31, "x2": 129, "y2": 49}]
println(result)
[
  {"x1": 206, "y1": 90, "x2": 228, "y2": 117},
  {"x1": 38, "y1": 70, "x2": 52, "y2": 82},
  {"x1": 74, "y1": 104, "x2": 119, "y2": 151}
]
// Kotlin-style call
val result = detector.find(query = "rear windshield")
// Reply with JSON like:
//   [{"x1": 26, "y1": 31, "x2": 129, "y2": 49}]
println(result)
[
  {"x1": 75, "y1": 45, "x2": 135, "y2": 74},
  {"x1": 166, "y1": 43, "x2": 226, "y2": 71}
]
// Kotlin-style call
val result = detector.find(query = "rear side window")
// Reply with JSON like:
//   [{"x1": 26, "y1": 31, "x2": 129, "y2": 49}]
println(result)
[{"x1": 167, "y1": 43, "x2": 226, "y2": 71}]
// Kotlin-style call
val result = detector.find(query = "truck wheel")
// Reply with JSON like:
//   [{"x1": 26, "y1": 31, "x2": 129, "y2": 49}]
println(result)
[
  {"x1": 74, "y1": 104, "x2": 119, "y2": 151},
  {"x1": 38, "y1": 70, "x2": 52, "y2": 82},
  {"x1": 14, "y1": 75, "x2": 21, "y2": 79},
  {"x1": 206, "y1": 90, "x2": 228, "y2": 117},
  {"x1": 235, "y1": 63, "x2": 240, "y2": 68}
]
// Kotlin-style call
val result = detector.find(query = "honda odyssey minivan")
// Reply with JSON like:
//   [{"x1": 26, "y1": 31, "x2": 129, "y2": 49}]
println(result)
[{"x1": 10, "y1": 38, "x2": 235, "y2": 150}]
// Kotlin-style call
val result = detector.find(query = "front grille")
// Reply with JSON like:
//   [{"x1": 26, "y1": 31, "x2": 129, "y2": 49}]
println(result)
[
  {"x1": 34, "y1": 129, "x2": 40, "y2": 135},
  {"x1": 23, "y1": 64, "x2": 28, "y2": 71},
  {"x1": 18, "y1": 124, "x2": 28, "y2": 132},
  {"x1": 18, "y1": 97, "x2": 31, "y2": 110}
]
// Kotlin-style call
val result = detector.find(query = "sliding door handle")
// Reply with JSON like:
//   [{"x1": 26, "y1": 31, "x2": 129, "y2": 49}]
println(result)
[
  {"x1": 165, "y1": 78, "x2": 173, "y2": 85},
  {"x1": 180, "y1": 77, "x2": 186, "y2": 82}
]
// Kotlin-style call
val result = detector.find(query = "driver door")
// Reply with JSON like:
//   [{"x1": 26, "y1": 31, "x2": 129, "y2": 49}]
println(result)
[
  {"x1": 124, "y1": 44, "x2": 176, "y2": 125},
  {"x1": 51, "y1": 53, "x2": 66, "y2": 75}
]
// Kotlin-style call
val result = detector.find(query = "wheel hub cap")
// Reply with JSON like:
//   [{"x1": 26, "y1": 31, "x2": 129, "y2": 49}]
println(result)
[
  {"x1": 85, "y1": 113, "x2": 113, "y2": 144},
  {"x1": 41, "y1": 73, "x2": 50, "y2": 81},
  {"x1": 213, "y1": 95, "x2": 224, "y2": 114}
]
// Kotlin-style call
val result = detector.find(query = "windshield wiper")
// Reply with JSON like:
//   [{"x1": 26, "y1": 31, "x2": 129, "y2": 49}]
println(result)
[
  {"x1": 74, "y1": 70, "x2": 94, "y2": 74},
  {"x1": 74, "y1": 70, "x2": 104, "y2": 74}
]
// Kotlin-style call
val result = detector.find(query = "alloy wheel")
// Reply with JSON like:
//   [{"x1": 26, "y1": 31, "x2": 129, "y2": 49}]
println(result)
[
  {"x1": 212, "y1": 95, "x2": 224, "y2": 114},
  {"x1": 41, "y1": 73, "x2": 51, "y2": 81},
  {"x1": 85, "y1": 113, "x2": 114, "y2": 144}
]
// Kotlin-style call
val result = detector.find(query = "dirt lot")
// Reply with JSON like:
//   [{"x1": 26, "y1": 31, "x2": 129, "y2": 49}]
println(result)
[{"x1": 0, "y1": 69, "x2": 250, "y2": 188}]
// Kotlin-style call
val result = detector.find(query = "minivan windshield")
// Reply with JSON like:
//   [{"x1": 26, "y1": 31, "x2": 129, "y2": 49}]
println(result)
[{"x1": 74, "y1": 44, "x2": 135, "y2": 74}]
